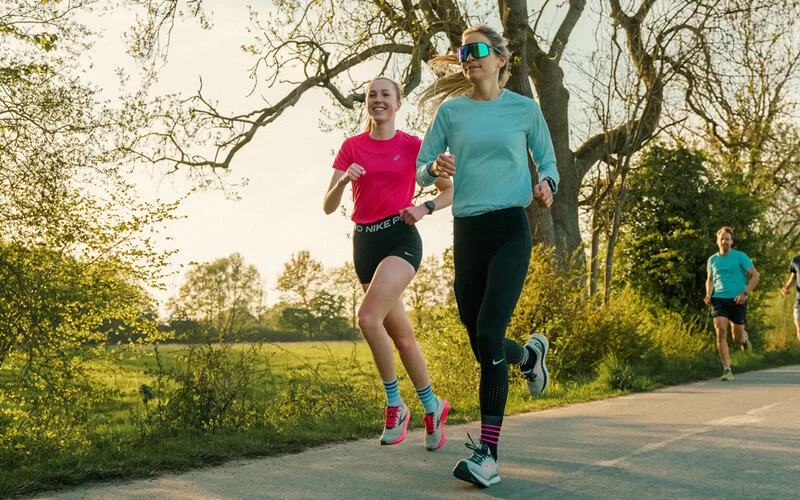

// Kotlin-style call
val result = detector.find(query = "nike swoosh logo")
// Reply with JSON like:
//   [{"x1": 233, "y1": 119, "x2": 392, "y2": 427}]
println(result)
[
  {"x1": 492, "y1": 358, "x2": 504, "y2": 365},
  {"x1": 404, "y1": 251, "x2": 414, "y2": 257}
]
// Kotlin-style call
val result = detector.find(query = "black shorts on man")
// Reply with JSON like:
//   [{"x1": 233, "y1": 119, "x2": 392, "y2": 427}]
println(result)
[
  {"x1": 353, "y1": 214, "x2": 422, "y2": 284},
  {"x1": 710, "y1": 297, "x2": 747, "y2": 325}
]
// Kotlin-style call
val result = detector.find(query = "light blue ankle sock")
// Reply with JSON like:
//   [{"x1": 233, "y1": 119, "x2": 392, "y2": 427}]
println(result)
[
  {"x1": 416, "y1": 384, "x2": 437, "y2": 414},
  {"x1": 383, "y1": 378, "x2": 403, "y2": 407}
]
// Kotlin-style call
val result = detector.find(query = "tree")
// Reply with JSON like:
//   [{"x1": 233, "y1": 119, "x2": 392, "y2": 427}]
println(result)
[
  {"x1": 278, "y1": 290, "x2": 356, "y2": 340},
  {"x1": 616, "y1": 145, "x2": 763, "y2": 313},
  {"x1": 664, "y1": 2, "x2": 800, "y2": 259},
  {"x1": 406, "y1": 254, "x2": 450, "y2": 330},
  {"x1": 275, "y1": 250, "x2": 325, "y2": 308},
  {"x1": 122, "y1": 0, "x2": 797, "y2": 260},
  {"x1": 170, "y1": 253, "x2": 265, "y2": 338},
  {"x1": 1, "y1": 0, "x2": 180, "y2": 457},
  {"x1": 329, "y1": 261, "x2": 361, "y2": 329}
]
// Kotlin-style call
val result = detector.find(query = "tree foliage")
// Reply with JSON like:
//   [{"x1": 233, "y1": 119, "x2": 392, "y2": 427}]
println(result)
[
  {"x1": 123, "y1": 0, "x2": 799, "y2": 262},
  {"x1": 616, "y1": 145, "x2": 764, "y2": 313},
  {"x1": 170, "y1": 253, "x2": 265, "y2": 338},
  {"x1": 275, "y1": 251, "x2": 358, "y2": 340},
  {"x1": 0, "y1": 0, "x2": 181, "y2": 459},
  {"x1": 276, "y1": 250, "x2": 325, "y2": 308}
]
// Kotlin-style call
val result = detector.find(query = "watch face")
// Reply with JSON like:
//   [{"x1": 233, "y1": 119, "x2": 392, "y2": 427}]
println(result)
[{"x1": 425, "y1": 201, "x2": 435, "y2": 214}]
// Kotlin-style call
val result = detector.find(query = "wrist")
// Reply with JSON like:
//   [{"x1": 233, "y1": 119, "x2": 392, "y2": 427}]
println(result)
[{"x1": 424, "y1": 200, "x2": 436, "y2": 215}]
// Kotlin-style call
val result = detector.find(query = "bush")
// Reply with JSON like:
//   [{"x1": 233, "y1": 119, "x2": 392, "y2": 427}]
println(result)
[
  {"x1": 508, "y1": 247, "x2": 652, "y2": 379},
  {"x1": 132, "y1": 341, "x2": 275, "y2": 437},
  {"x1": 416, "y1": 306, "x2": 481, "y2": 412},
  {"x1": 131, "y1": 341, "x2": 381, "y2": 441}
]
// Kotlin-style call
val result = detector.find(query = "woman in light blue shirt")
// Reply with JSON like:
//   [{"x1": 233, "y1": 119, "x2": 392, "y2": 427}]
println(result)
[{"x1": 416, "y1": 24, "x2": 559, "y2": 488}]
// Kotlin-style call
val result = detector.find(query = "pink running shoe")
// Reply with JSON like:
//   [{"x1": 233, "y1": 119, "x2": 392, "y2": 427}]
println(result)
[
  {"x1": 380, "y1": 404, "x2": 409, "y2": 445},
  {"x1": 423, "y1": 397, "x2": 449, "y2": 450}
]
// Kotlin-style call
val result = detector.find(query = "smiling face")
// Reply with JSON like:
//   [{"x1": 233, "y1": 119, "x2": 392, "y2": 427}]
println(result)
[
  {"x1": 717, "y1": 230, "x2": 733, "y2": 254},
  {"x1": 460, "y1": 32, "x2": 507, "y2": 84},
  {"x1": 366, "y1": 78, "x2": 401, "y2": 126}
]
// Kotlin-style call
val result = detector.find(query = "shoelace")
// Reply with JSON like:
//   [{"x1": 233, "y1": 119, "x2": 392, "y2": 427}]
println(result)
[
  {"x1": 464, "y1": 432, "x2": 490, "y2": 464},
  {"x1": 383, "y1": 406, "x2": 400, "y2": 429},
  {"x1": 423, "y1": 413, "x2": 435, "y2": 434}
]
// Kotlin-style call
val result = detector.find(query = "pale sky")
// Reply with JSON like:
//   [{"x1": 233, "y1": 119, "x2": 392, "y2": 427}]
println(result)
[
  {"x1": 89, "y1": 1, "x2": 457, "y2": 308},
  {"x1": 83, "y1": 1, "x2": 598, "y2": 311}
]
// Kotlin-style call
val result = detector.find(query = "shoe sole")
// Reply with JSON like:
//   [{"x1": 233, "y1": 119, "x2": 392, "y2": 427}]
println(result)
[
  {"x1": 452, "y1": 461, "x2": 500, "y2": 487},
  {"x1": 380, "y1": 408, "x2": 409, "y2": 445},
  {"x1": 528, "y1": 333, "x2": 549, "y2": 396},
  {"x1": 426, "y1": 399, "x2": 450, "y2": 451}
]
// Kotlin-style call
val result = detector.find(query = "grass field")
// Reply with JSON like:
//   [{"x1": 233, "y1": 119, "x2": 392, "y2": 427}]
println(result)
[{"x1": 2, "y1": 301, "x2": 800, "y2": 498}]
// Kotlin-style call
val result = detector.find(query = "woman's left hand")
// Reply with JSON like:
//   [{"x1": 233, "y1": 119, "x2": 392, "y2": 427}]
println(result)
[
  {"x1": 399, "y1": 205, "x2": 427, "y2": 225},
  {"x1": 534, "y1": 180, "x2": 553, "y2": 208}
]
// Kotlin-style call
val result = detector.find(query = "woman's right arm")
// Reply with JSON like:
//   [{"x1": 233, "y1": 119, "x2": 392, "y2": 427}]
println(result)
[
  {"x1": 416, "y1": 106, "x2": 449, "y2": 187},
  {"x1": 323, "y1": 170, "x2": 350, "y2": 215}
]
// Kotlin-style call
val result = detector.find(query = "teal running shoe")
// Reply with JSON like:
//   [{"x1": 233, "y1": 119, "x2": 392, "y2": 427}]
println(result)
[{"x1": 452, "y1": 433, "x2": 500, "y2": 487}]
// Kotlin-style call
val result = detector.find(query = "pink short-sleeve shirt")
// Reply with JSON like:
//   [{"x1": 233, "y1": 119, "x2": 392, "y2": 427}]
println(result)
[{"x1": 332, "y1": 130, "x2": 422, "y2": 224}]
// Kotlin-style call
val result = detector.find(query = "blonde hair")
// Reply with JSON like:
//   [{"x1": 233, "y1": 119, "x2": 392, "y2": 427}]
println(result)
[
  {"x1": 716, "y1": 226, "x2": 734, "y2": 238},
  {"x1": 364, "y1": 77, "x2": 403, "y2": 132},
  {"x1": 418, "y1": 24, "x2": 511, "y2": 110}
]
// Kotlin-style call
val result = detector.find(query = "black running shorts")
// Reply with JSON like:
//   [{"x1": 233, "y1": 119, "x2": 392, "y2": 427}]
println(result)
[
  {"x1": 352, "y1": 214, "x2": 422, "y2": 284},
  {"x1": 710, "y1": 297, "x2": 747, "y2": 325}
]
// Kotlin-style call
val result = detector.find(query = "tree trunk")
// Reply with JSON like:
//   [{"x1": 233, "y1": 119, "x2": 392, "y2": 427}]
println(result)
[
  {"x1": 590, "y1": 209, "x2": 601, "y2": 296},
  {"x1": 503, "y1": 0, "x2": 556, "y2": 247},
  {"x1": 603, "y1": 173, "x2": 629, "y2": 305}
]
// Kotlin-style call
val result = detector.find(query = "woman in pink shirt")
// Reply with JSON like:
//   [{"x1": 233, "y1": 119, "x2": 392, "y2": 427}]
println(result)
[{"x1": 323, "y1": 77, "x2": 453, "y2": 450}]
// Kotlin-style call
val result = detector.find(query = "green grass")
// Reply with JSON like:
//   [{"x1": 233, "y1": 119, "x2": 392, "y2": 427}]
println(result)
[{"x1": 3, "y1": 321, "x2": 800, "y2": 498}]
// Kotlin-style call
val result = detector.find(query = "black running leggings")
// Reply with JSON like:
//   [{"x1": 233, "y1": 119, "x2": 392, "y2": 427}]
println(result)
[{"x1": 453, "y1": 207, "x2": 532, "y2": 418}]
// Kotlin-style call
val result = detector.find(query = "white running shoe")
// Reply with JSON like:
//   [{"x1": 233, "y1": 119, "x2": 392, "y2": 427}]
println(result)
[{"x1": 521, "y1": 333, "x2": 550, "y2": 397}]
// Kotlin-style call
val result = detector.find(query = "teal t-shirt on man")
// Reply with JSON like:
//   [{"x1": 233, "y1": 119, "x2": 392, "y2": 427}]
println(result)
[{"x1": 707, "y1": 249, "x2": 754, "y2": 299}]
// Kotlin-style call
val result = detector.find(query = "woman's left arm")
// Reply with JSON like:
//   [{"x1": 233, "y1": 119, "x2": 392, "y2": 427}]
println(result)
[{"x1": 527, "y1": 100, "x2": 559, "y2": 194}]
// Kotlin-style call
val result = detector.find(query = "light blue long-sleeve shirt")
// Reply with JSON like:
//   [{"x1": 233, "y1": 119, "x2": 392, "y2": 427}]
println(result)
[{"x1": 416, "y1": 89, "x2": 559, "y2": 217}]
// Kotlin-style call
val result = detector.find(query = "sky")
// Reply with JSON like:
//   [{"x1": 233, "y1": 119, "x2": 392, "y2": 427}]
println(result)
[
  {"x1": 88, "y1": 1, "x2": 458, "y2": 308},
  {"x1": 83, "y1": 0, "x2": 598, "y2": 311}
]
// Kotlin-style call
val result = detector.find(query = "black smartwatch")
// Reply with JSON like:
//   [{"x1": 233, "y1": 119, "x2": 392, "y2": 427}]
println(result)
[
  {"x1": 424, "y1": 200, "x2": 436, "y2": 214},
  {"x1": 543, "y1": 178, "x2": 556, "y2": 193}
]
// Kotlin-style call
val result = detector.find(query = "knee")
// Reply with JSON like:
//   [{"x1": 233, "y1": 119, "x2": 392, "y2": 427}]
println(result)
[
  {"x1": 357, "y1": 307, "x2": 382, "y2": 335},
  {"x1": 391, "y1": 333, "x2": 416, "y2": 353},
  {"x1": 476, "y1": 334, "x2": 505, "y2": 361}
]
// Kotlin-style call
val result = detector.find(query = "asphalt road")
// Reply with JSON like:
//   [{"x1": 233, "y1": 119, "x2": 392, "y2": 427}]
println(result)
[{"x1": 40, "y1": 365, "x2": 800, "y2": 499}]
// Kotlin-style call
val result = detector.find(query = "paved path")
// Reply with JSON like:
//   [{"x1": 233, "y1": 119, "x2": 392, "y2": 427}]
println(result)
[{"x1": 41, "y1": 365, "x2": 800, "y2": 499}]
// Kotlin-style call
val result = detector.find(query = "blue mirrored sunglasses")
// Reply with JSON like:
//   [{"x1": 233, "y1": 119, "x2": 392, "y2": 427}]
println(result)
[{"x1": 457, "y1": 42, "x2": 501, "y2": 62}]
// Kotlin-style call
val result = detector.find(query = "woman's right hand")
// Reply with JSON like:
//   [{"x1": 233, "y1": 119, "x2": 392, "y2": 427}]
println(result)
[
  {"x1": 432, "y1": 154, "x2": 456, "y2": 179},
  {"x1": 345, "y1": 163, "x2": 366, "y2": 182}
]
